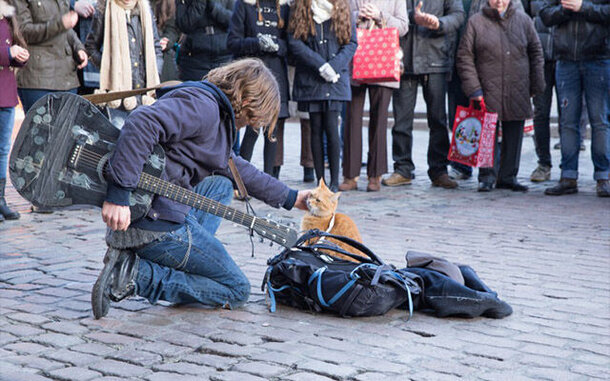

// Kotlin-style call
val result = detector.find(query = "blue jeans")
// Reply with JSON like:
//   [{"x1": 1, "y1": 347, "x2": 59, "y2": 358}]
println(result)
[
  {"x1": 18, "y1": 88, "x2": 77, "y2": 113},
  {"x1": 0, "y1": 107, "x2": 16, "y2": 180},
  {"x1": 134, "y1": 176, "x2": 250, "y2": 308},
  {"x1": 556, "y1": 60, "x2": 610, "y2": 180}
]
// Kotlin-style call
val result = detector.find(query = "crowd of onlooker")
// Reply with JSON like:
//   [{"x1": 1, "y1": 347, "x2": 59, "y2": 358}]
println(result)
[{"x1": 0, "y1": 0, "x2": 608, "y2": 222}]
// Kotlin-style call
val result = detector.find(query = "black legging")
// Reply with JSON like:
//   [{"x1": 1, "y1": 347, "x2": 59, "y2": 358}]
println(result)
[
  {"x1": 239, "y1": 121, "x2": 283, "y2": 176},
  {"x1": 310, "y1": 111, "x2": 340, "y2": 189}
]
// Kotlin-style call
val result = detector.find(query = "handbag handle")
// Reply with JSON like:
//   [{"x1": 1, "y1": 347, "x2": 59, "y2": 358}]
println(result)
[{"x1": 469, "y1": 98, "x2": 487, "y2": 112}]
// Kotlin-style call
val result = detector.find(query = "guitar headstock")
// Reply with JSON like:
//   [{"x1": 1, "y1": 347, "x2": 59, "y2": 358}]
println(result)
[{"x1": 252, "y1": 216, "x2": 298, "y2": 249}]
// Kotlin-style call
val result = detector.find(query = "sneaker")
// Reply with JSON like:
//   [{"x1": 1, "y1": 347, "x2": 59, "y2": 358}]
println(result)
[
  {"x1": 553, "y1": 142, "x2": 561, "y2": 150},
  {"x1": 597, "y1": 180, "x2": 610, "y2": 197},
  {"x1": 478, "y1": 182, "x2": 493, "y2": 192},
  {"x1": 91, "y1": 249, "x2": 137, "y2": 319},
  {"x1": 432, "y1": 173, "x2": 458, "y2": 189},
  {"x1": 449, "y1": 167, "x2": 471, "y2": 180},
  {"x1": 545, "y1": 178, "x2": 578, "y2": 196},
  {"x1": 530, "y1": 164, "x2": 551, "y2": 182},
  {"x1": 366, "y1": 177, "x2": 381, "y2": 192},
  {"x1": 382, "y1": 172, "x2": 412, "y2": 187},
  {"x1": 338, "y1": 177, "x2": 358, "y2": 191}
]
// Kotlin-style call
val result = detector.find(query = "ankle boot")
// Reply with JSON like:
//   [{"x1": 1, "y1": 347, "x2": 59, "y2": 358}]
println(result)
[
  {"x1": 367, "y1": 177, "x2": 381, "y2": 192},
  {"x1": 545, "y1": 178, "x2": 578, "y2": 196},
  {"x1": 338, "y1": 177, "x2": 357, "y2": 191},
  {"x1": 0, "y1": 179, "x2": 19, "y2": 220},
  {"x1": 272, "y1": 166, "x2": 281, "y2": 179},
  {"x1": 303, "y1": 167, "x2": 315, "y2": 183}
]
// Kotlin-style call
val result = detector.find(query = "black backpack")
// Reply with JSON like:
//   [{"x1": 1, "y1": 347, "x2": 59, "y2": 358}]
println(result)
[{"x1": 262, "y1": 230, "x2": 423, "y2": 319}]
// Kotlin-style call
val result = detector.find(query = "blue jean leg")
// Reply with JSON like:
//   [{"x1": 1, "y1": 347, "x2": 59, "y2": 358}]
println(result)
[
  {"x1": 18, "y1": 88, "x2": 77, "y2": 113},
  {"x1": 134, "y1": 176, "x2": 250, "y2": 308},
  {"x1": 582, "y1": 60, "x2": 610, "y2": 180},
  {"x1": 0, "y1": 107, "x2": 16, "y2": 180}
]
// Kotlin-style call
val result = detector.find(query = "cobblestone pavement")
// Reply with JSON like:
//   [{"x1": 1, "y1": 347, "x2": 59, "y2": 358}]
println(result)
[{"x1": 1, "y1": 121, "x2": 608, "y2": 381}]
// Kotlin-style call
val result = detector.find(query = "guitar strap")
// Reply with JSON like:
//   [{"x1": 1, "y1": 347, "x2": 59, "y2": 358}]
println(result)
[
  {"x1": 83, "y1": 81, "x2": 182, "y2": 105},
  {"x1": 228, "y1": 157, "x2": 249, "y2": 200}
]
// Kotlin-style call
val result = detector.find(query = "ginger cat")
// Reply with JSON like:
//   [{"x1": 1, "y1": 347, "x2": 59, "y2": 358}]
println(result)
[{"x1": 301, "y1": 179, "x2": 369, "y2": 262}]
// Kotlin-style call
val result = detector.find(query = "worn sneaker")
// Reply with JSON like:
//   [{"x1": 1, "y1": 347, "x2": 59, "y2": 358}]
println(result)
[
  {"x1": 597, "y1": 180, "x2": 610, "y2": 197},
  {"x1": 530, "y1": 164, "x2": 551, "y2": 182},
  {"x1": 545, "y1": 178, "x2": 578, "y2": 196},
  {"x1": 338, "y1": 177, "x2": 358, "y2": 191},
  {"x1": 432, "y1": 173, "x2": 458, "y2": 189},
  {"x1": 449, "y1": 167, "x2": 471, "y2": 180},
  {"x1": 381, "y1": 172, "x2": 412, "y2": 187}
]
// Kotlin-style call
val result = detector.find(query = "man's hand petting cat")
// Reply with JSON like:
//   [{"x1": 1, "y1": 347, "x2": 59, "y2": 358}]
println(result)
[{"x1": 294, "y1": 190, "x2": 311, "y2": 211}]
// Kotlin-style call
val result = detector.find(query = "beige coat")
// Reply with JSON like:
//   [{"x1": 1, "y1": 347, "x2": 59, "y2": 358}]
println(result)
[
  {"x1": 349, "y1": 0, "x2": 408, "y2": 89},
  {"x1": 14, "y1": 0, "x2": 84, "y2": 90}
]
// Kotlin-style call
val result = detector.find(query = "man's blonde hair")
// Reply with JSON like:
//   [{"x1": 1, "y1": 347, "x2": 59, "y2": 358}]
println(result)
[{"x1": 206, "y1": 58, "x2": 280, "y2": 139}]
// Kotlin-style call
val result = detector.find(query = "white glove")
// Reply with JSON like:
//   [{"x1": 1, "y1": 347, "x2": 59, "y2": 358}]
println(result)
[{"x1": 319, "y1": 63, "x2": 339, "y2": 83}]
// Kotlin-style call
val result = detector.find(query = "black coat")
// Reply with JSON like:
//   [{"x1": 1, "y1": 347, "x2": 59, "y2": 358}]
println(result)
[
  {"x1": 540, "y1": 0, "x2": 609, "y2": 62},
  {"x1": 227, "y1": 0, "x2": 290, "y2": 118},
  {"x1": 176, "y1": 0, "x2": 234, "y2": 79},
  {"x1": 523, "y1": 0, "x2": 554, "y2": 61},
  {"x1": 288, "y1": 18, "x2": 358, "y2": 103}
]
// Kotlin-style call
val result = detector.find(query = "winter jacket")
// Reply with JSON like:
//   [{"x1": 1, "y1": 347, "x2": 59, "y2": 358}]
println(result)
[
  {"x1": 288, "y1": 17, "x2": 358, "y2": 103},
  {"x1": 158, "y1": 17, "x2": 180, "y2": 82},
  {"x1": 176, "y1": 0, "x2": 234, "y2": 78},
  {"x1": 457, "y1": 2, "x2": 545, "y2": 121},
  {"x1": 85, "y1": 1, "x2": 163, "y2": 92},
  {"x1": 14, "y1": 0, "x2": 84, "y2": 90},
  {"x1": 227, "y1": 0, "x2": 290, "y2": 118},
  {"x1": 402, "y1": 0, "x2": 464, "y2": 75},
  {"x1": 349, "y1": 0, "x2": 408, "y2": 89},
  {"x1": 106, "y1": 82, "x2": 296, "y2": 226},
  {"x1": 540, "y1": 0, "x2": 609, "y2": 62},
  {"x1": 0, "y1": 8, "x2": 26, "y2": 108}
]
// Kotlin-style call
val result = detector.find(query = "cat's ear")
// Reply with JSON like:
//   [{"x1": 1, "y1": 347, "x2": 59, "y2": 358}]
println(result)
[
  {"x1": 331, "y1": 192, "x2": 341, "y2": 203},
  {"x1": 318, "y1": 178, "x2": 327, "y2": 189}
]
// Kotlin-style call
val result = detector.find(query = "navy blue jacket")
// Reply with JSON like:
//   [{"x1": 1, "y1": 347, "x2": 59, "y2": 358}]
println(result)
[
  {"x1": 227, "y1": 0, "x2": 290, "y2": 118},
  {"x1": 288, "y1": 17, "x2": 358, "y2": 103},
  {"x1": 105, "y1": 82, "x2": 297, "y2": 227}
]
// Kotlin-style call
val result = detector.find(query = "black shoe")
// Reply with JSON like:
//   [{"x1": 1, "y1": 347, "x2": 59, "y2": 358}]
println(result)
[
  {"x1": 91, "y1": 249, "x2": 137, "y2": 319},
  {"x1": 545, "y1": 179, "x2": 578, "y2": 196},
  {"x1": 303, "y1": 167, "x2": 314, "y2": 183},
  {"x1": 496, "y1": 182, "x2": 528, "y2": 192},
  {"x1": 272, "y1": 166, "x2": 281, "y2": 179},
  {"x1": 597, "y1": 180, "x2": 610, "y2": 198},
  {"x1": 0, "y1": 198, "x2": 19, "y2": 220},
  {"x1": 478, "y1": 182, "x2": 493, "y2": 192}
]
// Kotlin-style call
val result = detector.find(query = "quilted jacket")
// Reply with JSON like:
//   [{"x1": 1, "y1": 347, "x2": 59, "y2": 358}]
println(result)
[{"x1": 456, "y1": 2, "x2": 545, "y2": 121}]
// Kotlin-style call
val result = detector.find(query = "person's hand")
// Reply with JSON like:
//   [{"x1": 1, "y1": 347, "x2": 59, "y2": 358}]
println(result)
[
  {"x1": 74, "y1": 0, "x2": 95, "y2": 18},
  {"x1": 10, "y1": 45, "x2": 29, "y2": 63},
  {"x1": 62, "y1": 11, "x2": 79, "y2": 29},
  {"x1": 294, "y1": 190, "x2": 311, "y2": 211},
  {"x1": 362, "y1": 3, "x2": 381, "y2": 20},
  {"x1": 102, "y1": 201, "x2": 131, "y2": 231},
  {"x1": 160, "y1": 37, "x2": 169, "y2": 51},
  {"x1": 561, "y1": 0, "x2": 582, "y2": 12},
  {"x1": 414, "y1": 1, "x2": 440, "y2": 30},
  {"x1": 76, "y1": 50, "x2": 88, "y2": 69},
  {"x1": 471, "y1": 95, "x2": 483, "y2": 101},
  {"x1": 258, "y1": 33, "x2": 279, "y2": 52},
  {"x1": 319, "y1": 62, "x2": 339, "y2": 83}
]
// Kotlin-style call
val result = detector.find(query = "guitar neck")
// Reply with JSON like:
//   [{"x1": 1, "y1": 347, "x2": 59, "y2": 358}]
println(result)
[{"x1": 138, "y1": 172, "x2": 255, "y2": 229}]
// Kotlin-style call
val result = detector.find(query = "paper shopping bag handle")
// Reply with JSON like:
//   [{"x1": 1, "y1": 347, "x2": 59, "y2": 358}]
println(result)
[{"x1": 469, "y1": 98, "x2": 487, "y2": 112}]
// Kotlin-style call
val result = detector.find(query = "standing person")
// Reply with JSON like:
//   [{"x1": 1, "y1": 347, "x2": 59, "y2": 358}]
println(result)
[
  {"x1": 339, "y1": 0, "x2": 408, "y2": 192},
  {"x1": 227, "y1": 0, "x2": 290, "y2": 179},
  {"x1": 73, "y1": 0, "x2": 99, "y2": 94},
  {"x1": 0, "y1": 0, "x2": 28, "y2": 222},
  {"x1": 13, "y1": 0, "x2": 88, "y2": 112},
  {"x1": 85, "y1": 0, "x2": 163, "y2": 113},
  {"x1": 288, "y1": 0, "x2": 357, "y2": 192},
  {"x1": 175, "y1": 0, "x2": 234, "y2": 81},
  {"x1": 382, "y1": 0, "x2": 464, "y2": 189},
  {"x1": 91, "y1": 58, "x2": 310, "y2": 318},
  {"x1": 457, "y1": 0, "x2": 545, "y2": 192},
  {"x1": 154, "y1": 0, "x2": 180, "y2": 81},
  {"x1": 541, "y1": 0, "x2": 609, "y2": 197}
]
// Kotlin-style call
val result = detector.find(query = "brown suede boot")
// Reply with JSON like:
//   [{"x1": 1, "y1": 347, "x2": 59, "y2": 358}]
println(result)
[
  {"x1": 338, "y1": 177, "x2": 358, "y2": 191},
  {"x1": 367, "y1": 177, "x2": 381, "y2": 192}
]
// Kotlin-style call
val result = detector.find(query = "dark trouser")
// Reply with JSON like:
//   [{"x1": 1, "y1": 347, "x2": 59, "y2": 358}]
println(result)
[
  {"x1": 392, "y1": 73, "x2": 450, "y2": 181},
  {"x1": 18, "y1": 88, "x2": 78, "y2": 113},
  {"x1": 239, "y1": 119, "x2": 285, "y2": 176},
  {"x1": 533, "y1": 60, "x2": 559, "y2": 168},
  {"x1": 447, "y1": 70, "x2": 473, "y2": 177},
  {"x1": 310, "y1": 111, "x2": 341, "y2": 188},
  {"x1": 479, "y1": 120, "x2": 525, "y2": 185},
  {"x1": 343, "y1": 84, "x2": 391, "y2": 178},
  {"x1": 300, "y1": 118, "x2": 314, "y2": 168}
]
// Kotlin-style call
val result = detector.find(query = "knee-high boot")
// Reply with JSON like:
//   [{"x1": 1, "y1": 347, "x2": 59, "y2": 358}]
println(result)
[{"x1": 0, "y1": 178, "x2": 20, "y2": 220}]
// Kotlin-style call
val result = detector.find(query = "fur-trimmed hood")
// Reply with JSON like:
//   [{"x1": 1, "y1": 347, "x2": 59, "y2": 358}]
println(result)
[
  {"x1": 0, "y1": 0, "x2": 16, "y2": 18},
  {"x1": 243, "y1": 0, "x2": 289, "y2": 6}
]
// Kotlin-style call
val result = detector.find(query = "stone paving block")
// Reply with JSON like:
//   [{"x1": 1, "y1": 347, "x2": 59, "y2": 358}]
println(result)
[
  {"x1": 296, "y1": 359, "x2": 358, "y2": 380},
  {"x1": 570, "y1": 363, "x2": 609, "y2": 379},
  {"x1": 525, "y1": 367, "x2": 583, "y2": 381},
  {"x1": 3, "y1": 342, "x2": 50, "y2": 355},
  {"x1": 152, "y1": 361, "x2": 215, "y2": 375},
  {"x1": 107, "y1": 349, "x2": 163, "y2": 367},
  {"x1": 155, "y1": 331, "x2": 208, "y2": 349},
  {"x1": 146, "y1": 372, "x2": 207, "y2": 381},
  {"x1": 197, "y1": 342, "x2": 263, "y2": 358},
  {"x1": 209, "y1": 371, "x2": 267, "y2": 381},
  {"x1": 139, "y1": 342, "x2": 193, "y2": 359},
  {"x1": 181, "y1": 353, "x2": 237, "y2": 371},
  {"x1": 230, "y1": 361, "x2": 289, "y2": 378},
  {"x1": 71, "y1": 343, "x2": 117, "y2": 357},
  {"x1": 11, "y1": 302, "x2": 57, "y2": 314},
  {"x1": 46, "y1": 367, "x2": 102, "y2": 381},
  {"x1": 42, "y1": 349, "x2": 101, "y2": 367},
  {"x1": 41, "y1": 321, "x2": 89, "y2": 335},
  {"x1": 6, "y1": 312, "x2": 52, "y2": 325},
  {"x1": 282, "y1": 372, "x2": 336, "y2": 381},
  {"x1": 207, "y1": 331, "x2": 264, "y2": 346},
  {"x1": 0, "y1": 369, "x2": 54, "y2": 381},
  {"x1": 4, "y1": 354, "x2": 65, "y2": 372},
  {"x1": 31, "y1": 333, "x2": 86, "y2": 348},
  {"x1": 89, "y1": 359, "x2": 152, "y2": 378},
  {"x1": 85, "y1": 332, "x2": 146, "y2": 347}
]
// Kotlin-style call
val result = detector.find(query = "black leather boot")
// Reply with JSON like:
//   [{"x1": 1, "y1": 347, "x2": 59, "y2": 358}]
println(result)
[
  {"x1": 0, "y1": 179, "x2": 20, "y2": 220},
  {"x1": 91, "y1": 248, "x2": 137, "y2": 319}
]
